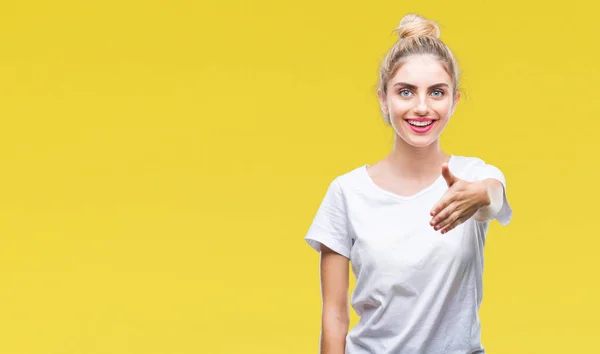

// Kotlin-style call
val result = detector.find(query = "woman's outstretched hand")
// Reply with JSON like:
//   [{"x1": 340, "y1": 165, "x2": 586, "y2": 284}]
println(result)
[{"x1": 429, "y1": 163, "x2": 490, "y2": 234}]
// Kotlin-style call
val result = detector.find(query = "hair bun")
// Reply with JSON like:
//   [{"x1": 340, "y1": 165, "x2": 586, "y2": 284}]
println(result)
[{"x1": 394, "y1": 13, "x2": 440, "y2": 40}]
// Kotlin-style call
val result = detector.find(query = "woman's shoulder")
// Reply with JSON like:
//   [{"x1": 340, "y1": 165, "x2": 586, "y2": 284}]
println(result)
[
  {"x1": 334, "y1": 164, "x2": 369, "y2": 186},
  {"x1": 451, "y1": 154, "x2": 494, "y2": 171},
  {"x1": 452, "y1": 154, "x2": 505, "y2": 168},
  {"x1": 450, "y1": 154, "x2": 506, "y2": 181},
  {"x1": 448, "y1": 155, "x2": 486, "y2": 180},
  {"x1": 451, "y1": 154, "x2": 485, "y2": 166},
  {"x1": 317, "y1": 164, "x2": 371, "y2": 198}
]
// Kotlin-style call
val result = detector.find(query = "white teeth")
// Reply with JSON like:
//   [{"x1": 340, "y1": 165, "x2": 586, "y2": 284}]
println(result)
[{"x1": 407, "y1": 120, "x2": 434, "y2": 127}]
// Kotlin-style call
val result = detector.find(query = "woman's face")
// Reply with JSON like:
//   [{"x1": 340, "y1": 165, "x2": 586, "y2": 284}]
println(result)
[{"x1": 378, "y1": 54, "x2": 460, "y2": 148}]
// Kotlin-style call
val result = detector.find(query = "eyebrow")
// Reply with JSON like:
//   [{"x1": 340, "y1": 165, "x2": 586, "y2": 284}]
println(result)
[{"x1": 393, "y1": 82, "x2": 449, "y2": 90}]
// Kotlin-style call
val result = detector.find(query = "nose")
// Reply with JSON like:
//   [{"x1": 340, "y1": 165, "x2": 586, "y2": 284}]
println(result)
[{"x1": 413, "y1": 98, "x2": 430, "y2": 116}]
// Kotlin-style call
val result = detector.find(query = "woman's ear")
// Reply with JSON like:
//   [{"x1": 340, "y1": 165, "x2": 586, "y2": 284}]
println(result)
[
  {"x1": 377, "y1": 89, "x2": 389, "y2": 118},
  {"x1": 450, "y1": 91, "x2": 461, "y2": 115}
]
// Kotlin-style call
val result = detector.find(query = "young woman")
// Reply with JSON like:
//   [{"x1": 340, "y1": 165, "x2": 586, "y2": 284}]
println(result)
[{"x1": 304, "y1": 13, "x2": 513, "y2": 354}]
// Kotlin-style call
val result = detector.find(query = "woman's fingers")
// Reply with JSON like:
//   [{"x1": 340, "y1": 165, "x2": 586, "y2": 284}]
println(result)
[
  {"x1": 433, "y1": 209, "x2": 462, "y2": 232},
  {"x1": 430, "y1": 180, "x2": 484, "y2": 234},
  {"x1": 430, "y1": 201, "x2": 453, "y2": 227},
  {"x1": 431, "y1": 198, "x2": 465, "y2": 229},
  {"x1": 440, "y1": 215, "x2": 468, "y2": 234},
  {"x1": 430, "y1": 190, "x2": 458, "y2": 217}
]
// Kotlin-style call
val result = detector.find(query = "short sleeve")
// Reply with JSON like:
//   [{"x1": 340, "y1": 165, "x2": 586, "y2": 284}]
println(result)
[
  {"x1": 304, "y1": 178, "x2": 352, "y2": 259},
  {"x1": 472, "y1": 161, "x2": 513, "y2": 226}
]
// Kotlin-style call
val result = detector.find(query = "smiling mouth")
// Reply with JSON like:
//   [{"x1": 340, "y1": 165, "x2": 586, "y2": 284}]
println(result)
[{"x1": 405, "y1": 119, "x2": 436, "y2": 127}]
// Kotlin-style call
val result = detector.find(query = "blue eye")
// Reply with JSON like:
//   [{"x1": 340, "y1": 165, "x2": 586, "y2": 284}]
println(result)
[
  {"x1": 398, "y1": 89, "x2": 412, "y2": 97},
  {"x1": 431, "y1": 90, "x2": 444, "y2": 97}
]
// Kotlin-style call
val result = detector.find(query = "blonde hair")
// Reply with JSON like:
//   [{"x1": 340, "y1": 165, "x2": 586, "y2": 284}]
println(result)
[{"x1": 378, "y1": 14, "x2": 460, "y2": 124}]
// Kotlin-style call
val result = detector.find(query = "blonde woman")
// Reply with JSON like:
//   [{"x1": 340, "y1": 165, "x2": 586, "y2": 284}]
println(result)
[{"x1": 305, "y1": 13, "x2": 512, "y2": 354}]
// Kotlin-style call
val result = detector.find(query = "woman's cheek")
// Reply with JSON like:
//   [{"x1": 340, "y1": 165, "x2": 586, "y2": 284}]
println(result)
[{"x1": 391, "y1": 100, "x2": 411, "y2": 114}]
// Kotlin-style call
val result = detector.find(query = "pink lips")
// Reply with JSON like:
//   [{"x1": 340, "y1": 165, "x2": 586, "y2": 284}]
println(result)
[{"x1": 405, "y1": 119, "x2": 436, "y2": 133}]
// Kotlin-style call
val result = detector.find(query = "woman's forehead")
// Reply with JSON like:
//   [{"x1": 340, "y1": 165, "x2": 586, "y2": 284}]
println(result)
[{"x1": 392, "y1": 55, "x2": 451, "y2": 85}]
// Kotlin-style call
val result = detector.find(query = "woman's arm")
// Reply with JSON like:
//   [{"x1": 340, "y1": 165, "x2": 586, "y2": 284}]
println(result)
[
  {"x1": 430, "y1": 163, "x2": 508, "y2": 233},
  {"x1": 319, "y1": 244, "x2": 350, "y2": 354},
  {"x1": 472, "y1": 178, "x2": 504, "y2": 222}
]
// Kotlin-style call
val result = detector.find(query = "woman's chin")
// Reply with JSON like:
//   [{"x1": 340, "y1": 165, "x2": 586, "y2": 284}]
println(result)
[
  {"x1": 395, "y1": 131, "x2": 440, "y2": 148},
  {"x1": 407, "y1": 139, "x2": 438, "y2": 148}
]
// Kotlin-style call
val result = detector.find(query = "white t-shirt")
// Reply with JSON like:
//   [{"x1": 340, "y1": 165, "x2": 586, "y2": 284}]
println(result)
[{"x1": 304, "y1": 155, "x2": 512, "y2": 354}]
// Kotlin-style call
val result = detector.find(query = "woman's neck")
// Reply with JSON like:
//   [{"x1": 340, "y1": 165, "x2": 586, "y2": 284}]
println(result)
[{"x1": 384, "y1": 138, "x2": 450, "y2": 180}]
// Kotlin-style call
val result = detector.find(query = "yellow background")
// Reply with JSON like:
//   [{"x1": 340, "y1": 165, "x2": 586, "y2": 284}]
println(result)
[{"x1": 0, "y1": 0, "x2": 598, "y2": 353}]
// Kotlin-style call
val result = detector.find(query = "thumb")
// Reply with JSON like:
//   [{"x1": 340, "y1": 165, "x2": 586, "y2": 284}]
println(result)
[{"x1": 441, "y1": 163, "x2": 457, "y2": 187}]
